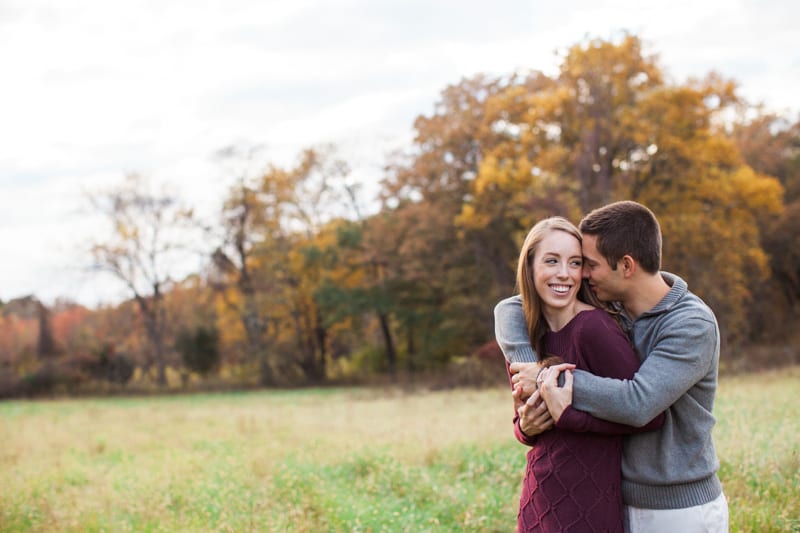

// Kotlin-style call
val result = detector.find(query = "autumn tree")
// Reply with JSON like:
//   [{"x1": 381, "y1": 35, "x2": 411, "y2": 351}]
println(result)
[
  {"x1": 451, "y1": 35, "x2": 783, "y2": 346},
  {"x1": 280, "y1": 146, "x2": 354, "y2": 382},
  {"x1": 211, "y1": 147, "x2": 288, "y2": 386},
  {"x1": 381, "y1": 75, "x2": 519, "y2": 352},
  {"x1": 732, "y1": 112, "x2": 800, "y2": 200},
  {"x1": 50, "y1": 301, "x2": 93, "y2": 356},
  {"x1": 379, "y1": 199, "x2": 483, "y2": 368},
  {"x1": 459, "y1": 36, "x2": 664, "y2": 241},
  {"x1": 88, "y1": 174, "x2": 198, "y2": 386},
  {"x1": 211, "y1": 145, "x2": 351, "y2": 384},
  {"x1": 619, "y1": 76, "x2": 782, "y2": 343},
  {"x1": 732, "y1": 112, "x2": 800, "y2": 337},
  {"x1": 0, "y1": 299, "x2": 38, "y2": 373},
  {"x1": 313, "y1": 215, "x2": 405, "y2": 375}
]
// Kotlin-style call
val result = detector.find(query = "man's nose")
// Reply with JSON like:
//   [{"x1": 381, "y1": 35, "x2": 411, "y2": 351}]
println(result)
[{"x1": 582, "y1": 265, "x2": 591, "y2": 279}]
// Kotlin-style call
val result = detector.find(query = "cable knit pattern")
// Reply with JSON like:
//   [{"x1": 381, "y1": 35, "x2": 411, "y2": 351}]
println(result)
[
  {"x1": 517, "y1": 428, "x2": 623, "y2": 532},
  {"x1": 510, "y1": 309, "x2": 654, "y2": 533}
]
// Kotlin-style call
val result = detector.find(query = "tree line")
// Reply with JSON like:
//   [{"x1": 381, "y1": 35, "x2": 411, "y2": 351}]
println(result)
[{"x1": 1, "y1": 35, "x2": 798, "y2": 396}]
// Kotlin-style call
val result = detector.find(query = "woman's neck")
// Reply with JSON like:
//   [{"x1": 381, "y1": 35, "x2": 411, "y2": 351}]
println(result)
[{"x1": 542, "y1": 301, "x2": 592, "y2": 332}]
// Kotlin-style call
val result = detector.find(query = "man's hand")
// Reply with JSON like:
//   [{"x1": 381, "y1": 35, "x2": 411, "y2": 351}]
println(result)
[
  {"x1": 538, "y1": 364, "x2": 575, "y2": 422},
  {"x1": 518, "y1": 389, "x2": 553, "y2": 437},
  {"x1": 509, "y1": 362, "x2": 541, "y2": 399},
  {"x1": 510, "y1": 359, "x2": 575, "y2": 399}
]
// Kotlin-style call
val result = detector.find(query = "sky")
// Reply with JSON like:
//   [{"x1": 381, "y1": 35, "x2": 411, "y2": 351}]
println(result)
[{"x1": 1, "y1": 0, "x2": 798, "y2": 308}]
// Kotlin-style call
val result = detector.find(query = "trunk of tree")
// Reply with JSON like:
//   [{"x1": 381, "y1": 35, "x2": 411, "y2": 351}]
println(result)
[
  {"x1": 137, "y1": 293, "x2": 167, "y2": 387},
  {"x1": 238, "y1": 259, "x2": 275, "y2": 386},
  {"x1": 292, "y1": 306, "x2": 324, "y2": 383},
  {"x1": 242, "y1": 311, "x2": 273, "y2": 386},
  {"x1": 377, "y1": 311, "x2": 397, "y2": 375},
  {"x1": 153, "y1": 327, "x2": 166, "y2": 387},
  {"x1": 314, "y1": 307, "x2": 327, "y2": 380},
  {"x1": 405, "y1": 319, "x2": 416, "y2": 373},
  {"x1": 36, "y1": 301, "x2": 57, "y2": 359},
  {"x1": 259, "y1": 357, "x2": 274, "y2": 387},
  {"x1": 142, "y1": 319, "x2": 166, "y2": 386}
]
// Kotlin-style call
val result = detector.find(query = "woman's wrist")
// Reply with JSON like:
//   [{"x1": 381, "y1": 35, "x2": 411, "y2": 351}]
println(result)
[{"x1": 534, "y1": 366, "x2": 546, "y2": 390}]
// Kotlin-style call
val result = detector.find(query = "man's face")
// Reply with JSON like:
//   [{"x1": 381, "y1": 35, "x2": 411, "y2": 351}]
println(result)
[{"x1": 581, "y1": 234, "x2": 624, "y2": 302}]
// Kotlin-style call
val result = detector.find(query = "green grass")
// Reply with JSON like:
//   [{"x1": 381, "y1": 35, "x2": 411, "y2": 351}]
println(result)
[
  {"x1": 713, "y1": 368, "x2": 800, "y2": 532},
  {"x1": 1, "y1": 368, "x2": 798, "y2": 532}
]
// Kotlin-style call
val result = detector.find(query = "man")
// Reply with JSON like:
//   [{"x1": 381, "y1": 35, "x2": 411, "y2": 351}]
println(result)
[{"x1": 495, "y1": 201, "x2": 729, "y2": 532}]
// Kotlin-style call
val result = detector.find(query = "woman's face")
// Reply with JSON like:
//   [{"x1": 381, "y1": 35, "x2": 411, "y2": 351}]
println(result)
[{"x1": 532, "y1": 229, "x2": 583, "y2": 312}]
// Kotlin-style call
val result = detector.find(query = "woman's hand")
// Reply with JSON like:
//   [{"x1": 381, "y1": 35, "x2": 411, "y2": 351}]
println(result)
[
  {"x1": 517, "y1": 389, "x2": 554, "y2": 437},
  {"x1": 510, "y1": 356, "x2": 571, "y2": 400},
  {"x1": 538, "y1": 364, "x2": 575, "y2": 423}
]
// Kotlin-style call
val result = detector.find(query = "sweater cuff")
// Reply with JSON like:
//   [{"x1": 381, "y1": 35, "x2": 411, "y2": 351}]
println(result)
[
  {"x1": 506, "y1": 345, "x2": 538, "y2": 363},
  {"x1": 554, "y1": 405, "x2": 582, "y2": 431}
]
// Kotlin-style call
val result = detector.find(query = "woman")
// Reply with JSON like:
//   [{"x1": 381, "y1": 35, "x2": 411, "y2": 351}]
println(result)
[{"x1": 503, "y1": 217, "x2": 663, "y2": 532}]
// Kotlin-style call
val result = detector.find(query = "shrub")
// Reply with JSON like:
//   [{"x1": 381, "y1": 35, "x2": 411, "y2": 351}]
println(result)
[
  {"x1": 103, "y1": 353, "x2": 135, "y2": 384},
  {"x1": 176, "y1": 326, "x2": 221, "y2": 377}
]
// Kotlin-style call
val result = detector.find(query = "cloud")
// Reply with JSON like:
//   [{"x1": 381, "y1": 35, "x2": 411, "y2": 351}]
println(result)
[{"x1": 1, "y1": 0, "x2": 798, "y2": 306}]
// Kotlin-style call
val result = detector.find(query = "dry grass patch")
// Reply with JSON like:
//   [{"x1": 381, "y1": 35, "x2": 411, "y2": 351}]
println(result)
[{"x1": 1, "y1": 369, "x2": 797, "y2": 531}]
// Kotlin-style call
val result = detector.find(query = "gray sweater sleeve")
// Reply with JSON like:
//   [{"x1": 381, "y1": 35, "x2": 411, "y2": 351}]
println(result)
[
  {"x1": 493, "y1": 296, "x2": 539, "y2": 363},
  {"x1": 572, "y1": 315, "x2": 718, "y2": 426}
]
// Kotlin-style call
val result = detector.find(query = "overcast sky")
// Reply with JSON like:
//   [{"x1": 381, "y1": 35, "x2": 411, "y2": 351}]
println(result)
[{"x1": 1, "y1": 0, "x2": 798, "y2": 308}]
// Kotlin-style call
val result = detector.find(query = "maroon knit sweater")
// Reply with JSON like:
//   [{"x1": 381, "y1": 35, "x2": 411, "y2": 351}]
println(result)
[{"x1": 507, "y1": 309, "x2": 664, "y2": 533}]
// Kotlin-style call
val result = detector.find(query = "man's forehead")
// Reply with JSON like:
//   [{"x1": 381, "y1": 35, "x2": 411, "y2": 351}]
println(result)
[
  {"x1": 582, "y1": 251, "x2": 601, "y2": 262},
  {"x1": 581, "y1": 236, "x2": 602, "y2": 260},
  {"x1": 581, "y1": 234, "x2": 598, "y2": 248}
]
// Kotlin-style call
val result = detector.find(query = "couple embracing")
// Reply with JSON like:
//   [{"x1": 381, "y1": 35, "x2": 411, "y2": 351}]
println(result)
[{"x1": 495, "y1": 201, "x2": 729, "y2": 532}]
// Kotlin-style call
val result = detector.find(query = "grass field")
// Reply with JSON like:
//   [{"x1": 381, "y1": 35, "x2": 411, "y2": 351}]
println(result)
[{"x1": 1, "y1": 367, "x2": 798, "y2": 532}]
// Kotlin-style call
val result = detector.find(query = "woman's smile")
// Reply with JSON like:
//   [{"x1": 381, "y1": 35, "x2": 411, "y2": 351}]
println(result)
[{"x1": 549, "y1": 283, "x2": 573, "y2": 295}]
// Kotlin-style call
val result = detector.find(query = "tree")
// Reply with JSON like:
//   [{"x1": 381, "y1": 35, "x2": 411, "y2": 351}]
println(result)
[
  {"x1": 451, "y1": 35, "x2": 783, "y2": 345},
  {"x1": 280, "y1": 146, "x2": 353, "y2": 382},
  {"x1": 382, "y1": 75, "x2": 521, "y2": 353},
  {"x1": 176, "y1": 326, "x2": 220, "y2": 377},
  {"x1": 89, "y1": 344, "x2": 135, "y2": 385},
  {"x1": 314, "y1": 217, "x2": 402, "y2": 375},
  {"x1": 732, "y1": 112, "x2": 800, "y2": 201},
  {"x1": 36, "y1": 300, "x2": 58, "y2": 359},
  {"x1": 88, "y1": 174, "x2": 198, "y2": 386},
  {"x1": 733, "y1": 113, "x2": 800, "y2": 337},
  {"x1": 0, "y1": 313, "x2": 37, "y2": 373},
  {"x1": 624, "y1": 79, "x2": 783, "y2": 343},
  {"x1": 211, "y1": 169, "x2": 285, "y2": 386},
  {"x1": 211, "y1": 145, "x2": 351, "y2": 384}
]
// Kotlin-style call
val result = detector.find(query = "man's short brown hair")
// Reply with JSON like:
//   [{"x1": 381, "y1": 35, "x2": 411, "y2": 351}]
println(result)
[{"x1": 579, "y1": 201, "x2": 662, "y2": 274}]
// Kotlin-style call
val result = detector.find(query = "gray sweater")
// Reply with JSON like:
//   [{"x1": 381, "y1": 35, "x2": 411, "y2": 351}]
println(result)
[{"x1": 494, "y1": 272, "x2": 723, "y2": 509}]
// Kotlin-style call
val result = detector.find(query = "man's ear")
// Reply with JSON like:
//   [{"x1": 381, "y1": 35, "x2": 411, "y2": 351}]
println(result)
[{"x1": 620, "y1": 255, "x2": 636, "y2": 278}]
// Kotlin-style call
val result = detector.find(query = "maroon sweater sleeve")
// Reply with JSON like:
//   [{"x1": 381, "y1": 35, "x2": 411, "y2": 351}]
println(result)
[
  {"x1": 555, "y1": 312, "x2": 665, "y2": 434},
  {"x1": 505, "y1": 360, "x2": 538, "y2": 446}
]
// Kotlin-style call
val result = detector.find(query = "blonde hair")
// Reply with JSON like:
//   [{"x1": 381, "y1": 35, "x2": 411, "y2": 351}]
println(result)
[{"x1": 516, "y1": 217, "x2": 604, "y2": 357}]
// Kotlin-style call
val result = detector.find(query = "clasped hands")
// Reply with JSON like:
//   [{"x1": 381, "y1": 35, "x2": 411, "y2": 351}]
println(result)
[{"x1": 509, "y1": 361, "x2": 576, "y2": 437}]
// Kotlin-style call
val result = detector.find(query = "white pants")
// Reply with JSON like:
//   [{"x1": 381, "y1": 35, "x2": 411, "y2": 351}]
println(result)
[{"x1": 625, "y1": 492, "x2": 729, "y2": 533}]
